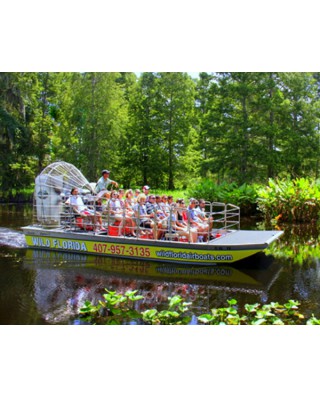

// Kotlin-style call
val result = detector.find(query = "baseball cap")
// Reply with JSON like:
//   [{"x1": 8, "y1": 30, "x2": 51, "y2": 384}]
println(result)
[{"x1": 143, "y1": 185, "x2": 150, "y2": 190}]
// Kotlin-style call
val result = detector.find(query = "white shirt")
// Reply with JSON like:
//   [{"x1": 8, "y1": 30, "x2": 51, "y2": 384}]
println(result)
[
  {"x1": 70, "y1": 195, "x2": 87, "y2": 212},
  {"x1": 109, "y1": 198, "x2": 123, "y2": 212}
]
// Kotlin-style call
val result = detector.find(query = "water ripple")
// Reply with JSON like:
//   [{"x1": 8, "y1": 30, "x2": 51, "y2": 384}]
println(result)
[{"x1": 0, "y1": 228, "x2": 27, "y2": 248}]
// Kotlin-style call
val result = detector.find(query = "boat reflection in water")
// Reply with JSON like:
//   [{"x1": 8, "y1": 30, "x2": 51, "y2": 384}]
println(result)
[{"x1": 23, "y1": 249, "x2": 282, "y2": 324}]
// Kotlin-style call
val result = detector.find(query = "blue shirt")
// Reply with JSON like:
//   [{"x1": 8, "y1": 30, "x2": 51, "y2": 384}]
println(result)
[{"x1": 95, "y1": 176, "x2": 114, "y2": 193}]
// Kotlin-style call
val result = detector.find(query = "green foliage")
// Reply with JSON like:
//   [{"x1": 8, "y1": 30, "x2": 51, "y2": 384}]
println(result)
[
  {"x1": 2, "y1": 72, "x2": 320, "y2": 197},
  {"x1": 198, "y1": 299, "x2": 246, "y2": 325},
  {"x1": 54, "y1": 72, "x2": 129, "y2": 181},
  {"x1": 188, "y1": 179, "x2": 258, "y2": 214},
  {"x1": 141, "y1": 295, "x2": 192, "y2": 325},
  {"x1": 121, "y1": 72, "x2": 196, "y2": 189},
  {"x1": 78, "y1": 291, "x2": 320, "y2": 325},
  {"x1": 198, "y1": 299, "x2": 306, "y2": 325},
  {"x1": 307, "y1": 315, "x2": 320, "y2": 325},
  {"x1": 79, "y1": 289, "x2": 143, "y2": 325},
  {"x1": 257, "y1": 178, "x2": 320, "y2": 222},
  {"x1": 0, "y1": 73, "x2": 37, "y2": 191}
]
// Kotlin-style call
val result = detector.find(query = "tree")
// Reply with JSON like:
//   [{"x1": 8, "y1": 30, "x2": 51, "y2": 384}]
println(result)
[
  {"x1": 53, "y1": 72, "x2": 128, "y2": 182},
  {"x1": 0, "y1": 72, "x2": 34, "y2": 192},
  {"x1": 26, "y1": 72, "x2": 60, "y2": 173},
  {"x1": 198, "y1": 72, "x2": 263, "y2": 184},
  {"x1": 277, "y1": 72, "x2": 320, "y2": 177},
  {"x1": 195, "y1": 72, "x2": 320, "y2": 185},
  {"x1": 2, "y1": 71, "x2": 320, "y2": 198},
  {"x1": 155, "y1": 72, "x2": 195, "y2": 189},
  {"x1": 119, "y1": 72, "x2": 157, "y2": 187}
]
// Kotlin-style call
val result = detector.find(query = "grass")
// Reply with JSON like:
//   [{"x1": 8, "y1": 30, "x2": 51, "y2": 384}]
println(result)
[{"x1": 152, "y1": 189, "x2": 190, "y2": 200}]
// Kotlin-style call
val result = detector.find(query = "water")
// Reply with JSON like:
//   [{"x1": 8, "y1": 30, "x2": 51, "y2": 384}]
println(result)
[{"x1": 1, "y1": 203, "x2": 320, "y2": 324}]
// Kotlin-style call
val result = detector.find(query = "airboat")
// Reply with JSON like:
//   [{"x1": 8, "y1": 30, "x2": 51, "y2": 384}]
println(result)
[{"x1": 22, "y1": 161, "x2": 283, "y2": 265}]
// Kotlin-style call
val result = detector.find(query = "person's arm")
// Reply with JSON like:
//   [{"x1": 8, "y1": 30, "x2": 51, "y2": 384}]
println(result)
[
  {"x1": 69, "y1": 196, "x2": 79, "y2": 214},
  {"x1": 108, "y1": 201, "x2": 117, "y2": 214},
  {"x1": 111, "y1": 180, "x2": 119, "y2": 188},
  {"x1": 146, "y1": 204, "x2": 156, "y2": 218}
]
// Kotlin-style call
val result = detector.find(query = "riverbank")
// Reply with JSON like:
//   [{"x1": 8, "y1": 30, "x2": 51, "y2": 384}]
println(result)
[{"x1": 0, "y1": 193, "x2": 33, "y2": 204}]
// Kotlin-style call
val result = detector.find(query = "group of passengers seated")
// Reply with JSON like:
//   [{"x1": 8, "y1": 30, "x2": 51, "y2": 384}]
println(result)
[{"x1": 68, "y1": 169, "x2": 214, "y2": 242}]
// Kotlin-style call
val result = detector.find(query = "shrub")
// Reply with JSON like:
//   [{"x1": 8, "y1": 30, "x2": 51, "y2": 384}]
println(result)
[
  {"x1": 257, "y1": 178, "x2": 320, "y2": 223},
  {"x1": 187, "y1": 179, "x2": 258, "y2": 215}
]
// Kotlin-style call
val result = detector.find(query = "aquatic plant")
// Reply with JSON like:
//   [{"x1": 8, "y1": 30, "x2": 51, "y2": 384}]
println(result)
[
  {"x1": 198, "y1": 299, "x2": 305, "y2": 325},
  {"x1": 77, "y1": 291, "x2": 320, "y2": 325},
  {"x1": 79, "y1": 289, "x2": 144, "y2": 325},
  {"x1": 141, "y1": 295, "x2": 192, "y2": 325}
]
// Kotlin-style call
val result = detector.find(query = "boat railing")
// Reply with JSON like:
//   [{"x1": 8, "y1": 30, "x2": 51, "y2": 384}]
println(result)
[
  {"x1": 197, "y1": 202, "x2": 240, "y2": 242},
  {"x1": 211, "y1": 202, "x2": 240, "y2": 232}
]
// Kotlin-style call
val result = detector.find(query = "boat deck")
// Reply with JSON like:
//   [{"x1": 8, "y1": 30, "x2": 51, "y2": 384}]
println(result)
[{"x1": 207, "y1": 230, "x2": 283, "y2": 247}]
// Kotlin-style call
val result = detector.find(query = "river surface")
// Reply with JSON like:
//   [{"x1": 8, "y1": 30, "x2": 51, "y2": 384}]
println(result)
[{"x1": 1, "y1": 203, "x2": 320, "y2": 324}]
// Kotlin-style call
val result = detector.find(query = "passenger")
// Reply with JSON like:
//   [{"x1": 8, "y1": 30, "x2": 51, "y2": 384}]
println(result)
[
  {"x1": 133, "y1": 193, "x2": 155, "y2": 237},
  {"x1": 187, "y1": 198, "x2": 209, "y2": 237},
  {"x1": 118, "y1": 188, "x2": 125, "y2": 201},
  {"x1": 160, "y1": 195, "x2": 171, "y2": 215},
  {"x1": 101, "y1": 191, "x2": 111, "y2": 212},
  {"x1": 176, "y1": 199, "x2": 198, "y2": 242},
  {"x1": 167, "y1": 205, "x2": 197, "y2": 243},
  {"x1": 161, "y1": 195, "x2": 168, "y2": 205},
  {"x1": 95, "y1": 170, "x2": 119, "y2": 193},
  {"x1": 124, "y1": 189, "x2": 136, "y2": 235},
  {"x1": 154, "y1": 195, "x2": 162, "y2": 210},
  {"x1": 176, "y1": 198, "x2": 188, "y2": 225},
  {"x1": 124, "y1": 189, "x2": 134, "y2": 208},
  {"x1": 142, "y1": 185, "x2": 150, "y2": 202},
  {"x1": 109, "y1": 191, "x2": 124, "y2": 209},
  {"x1": 179, "y1": 199, "x2": 189, "y2": 222},
  {"x1": 145, "y1": 194, "x2": 156, "y2": 214},
  {"x1": 133, "y1": 189, "x2": 141, "y2": 204},
  {"x1": 160, "y1": 195, "x2": 169, "y2": 213},
  {"x1": 155, "y1": 195, "x2": 168, "y2": 232},
  {"x1": 146, "y1": 195, "x2": 167, "y2": 239},
  {"x1": 195, "y1": 198, "x2": 213, "y2": 230},
  {"x1": 109, "y1": 191, "x2": 135, "y2": 236},
  {"x1": 167, "y1": 195, "x2": 174, "y2": 206},
  {"x1": 70, "y1": 187, "x2": 106, "y2": 231}
]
